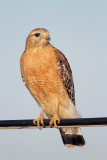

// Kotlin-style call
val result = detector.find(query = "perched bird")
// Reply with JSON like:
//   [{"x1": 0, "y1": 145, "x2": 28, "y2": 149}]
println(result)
[{"x1": 20, "y1": 28, "x2": 85, "y2": 147}]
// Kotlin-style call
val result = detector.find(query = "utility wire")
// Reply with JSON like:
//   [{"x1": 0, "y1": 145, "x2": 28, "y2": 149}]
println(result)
[{"x1": 0, "y1": 117, "x2": 107, "y2": 129}]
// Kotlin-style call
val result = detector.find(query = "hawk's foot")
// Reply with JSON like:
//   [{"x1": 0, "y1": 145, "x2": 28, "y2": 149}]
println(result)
[
  {"x1": 33, "y1": 115, "x2": 47, "y2": 129},
  {"x1": 49, "y1": 113, "x2": 60, "y2": 128}
]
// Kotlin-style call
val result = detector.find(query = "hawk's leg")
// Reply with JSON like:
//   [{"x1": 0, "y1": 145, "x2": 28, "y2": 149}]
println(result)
[
  {"x1": 49, "y1": 113, "x2": 60, "y2": 128},
  {"x1": 49, "y1": 103, "x2": 60, "y2": 128},
  {"x1": 33, "y1": 107, "x2": 47, "y2": 129}
]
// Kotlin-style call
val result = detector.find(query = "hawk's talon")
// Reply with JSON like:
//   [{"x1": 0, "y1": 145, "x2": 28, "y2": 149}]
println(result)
[
  {"x1": 49, "y1": 113, "x2": 60, "y2": 128},
  {"x1": 33, "y1": 115, "x2": 47, "y2": 129}
]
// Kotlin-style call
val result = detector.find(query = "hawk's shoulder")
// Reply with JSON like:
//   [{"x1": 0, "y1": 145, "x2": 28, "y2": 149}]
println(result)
[{"x1": 51, "y1": 45, "x2": 75, "y2": 105}]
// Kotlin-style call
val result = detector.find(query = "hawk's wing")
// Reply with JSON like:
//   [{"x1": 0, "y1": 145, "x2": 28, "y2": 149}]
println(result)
[{"x1": 54, "y1": 48, "x2": 75, "y2": 105}]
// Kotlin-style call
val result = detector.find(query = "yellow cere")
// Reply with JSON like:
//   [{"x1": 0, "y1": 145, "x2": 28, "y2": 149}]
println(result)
[{"x1": 45, "y1": 32, "x2": 49, "y2": 36}]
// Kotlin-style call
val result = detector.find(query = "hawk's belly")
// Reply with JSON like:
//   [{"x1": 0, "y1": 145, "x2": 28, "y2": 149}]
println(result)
[{"x1": 22, "y1": 55, "x2": 68, "y2": 117}]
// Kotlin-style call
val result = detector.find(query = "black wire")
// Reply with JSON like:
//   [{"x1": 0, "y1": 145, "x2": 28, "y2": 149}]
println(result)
[{"x1": 0, "y1": 117, "x2": 107, "y2": 128}]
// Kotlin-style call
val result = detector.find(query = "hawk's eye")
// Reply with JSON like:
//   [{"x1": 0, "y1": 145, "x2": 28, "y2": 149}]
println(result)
[{"x1": 35, "y1": 33, "x2": 40, "y2": 37}]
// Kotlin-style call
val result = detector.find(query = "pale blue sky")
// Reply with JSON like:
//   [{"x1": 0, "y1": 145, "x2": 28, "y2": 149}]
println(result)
[{"x1": 0, "y1": 0, "x2": 107, "y2": 160}]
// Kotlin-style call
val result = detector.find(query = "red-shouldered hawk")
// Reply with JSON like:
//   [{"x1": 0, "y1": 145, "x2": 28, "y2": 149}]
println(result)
[{"x1": 20, "y1": 28, "x2": 85, "y2": 147}]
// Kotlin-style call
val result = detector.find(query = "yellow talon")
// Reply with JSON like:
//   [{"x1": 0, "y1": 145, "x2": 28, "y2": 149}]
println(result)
[
  {"x1": 33, "y1": 115, "x2": 46, "y2": 129},
  {"x1": 49, "y1": 113, "x2": 60, "y2": 128},
  {"x1": 33, "y1": 107, "x2": 46, "y2": 129}
]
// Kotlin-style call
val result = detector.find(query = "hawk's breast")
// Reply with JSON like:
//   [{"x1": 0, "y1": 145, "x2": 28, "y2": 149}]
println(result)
[{"x1": 20, "y1": 46, "x2": 69, "y2": 116}]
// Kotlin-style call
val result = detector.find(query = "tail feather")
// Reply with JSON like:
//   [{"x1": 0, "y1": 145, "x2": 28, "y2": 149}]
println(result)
[{"x1": 60, "y1": 128, "x2": 85, "y2": 147}]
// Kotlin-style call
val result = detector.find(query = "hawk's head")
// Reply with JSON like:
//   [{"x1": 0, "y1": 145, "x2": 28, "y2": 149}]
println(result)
[{"x1": 26, "y1": 28, "x2": 50, "y2": 48}]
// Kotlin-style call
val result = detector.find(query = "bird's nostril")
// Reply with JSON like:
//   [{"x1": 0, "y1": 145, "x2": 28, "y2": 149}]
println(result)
[{"x1": 45, "y1": 33, "x2": 49, "y2": 36}]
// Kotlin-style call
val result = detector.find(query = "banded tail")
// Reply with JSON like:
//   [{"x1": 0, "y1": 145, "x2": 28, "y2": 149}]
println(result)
[{"x1": 60, "y1": 127, "x2": 85, "y2": 148}]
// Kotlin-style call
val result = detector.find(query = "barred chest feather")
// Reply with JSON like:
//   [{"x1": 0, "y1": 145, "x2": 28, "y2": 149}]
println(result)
[{"x1": 20, "y1": 46, "x2": 68, "y2": 115}]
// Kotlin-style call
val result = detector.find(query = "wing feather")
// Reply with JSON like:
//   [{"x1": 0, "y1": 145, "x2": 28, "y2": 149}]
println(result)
[{"x1": 54, "y1": 47, "x2": 75, "y2": 105}]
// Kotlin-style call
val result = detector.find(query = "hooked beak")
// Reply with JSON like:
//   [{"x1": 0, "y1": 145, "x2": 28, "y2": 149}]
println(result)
[{"x1": 43, "y1": 32, "x2": 51, "y2": 41}]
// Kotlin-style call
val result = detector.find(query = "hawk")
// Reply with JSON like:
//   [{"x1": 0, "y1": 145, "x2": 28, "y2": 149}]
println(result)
[{"x1": 20, "y1": 28, "x2": 85, "y2": 147}]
